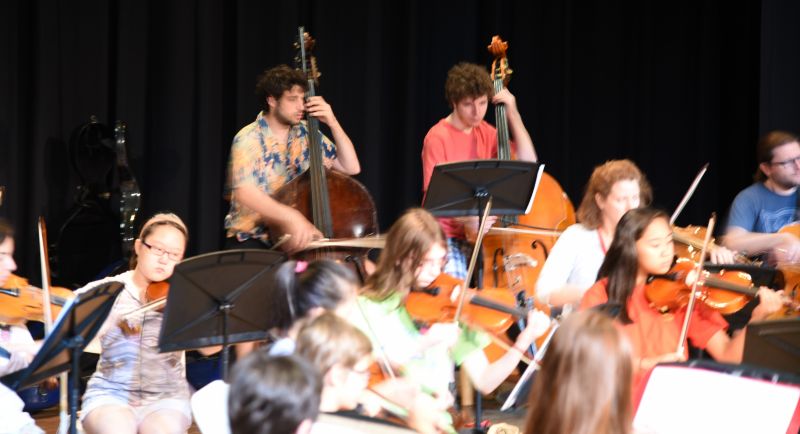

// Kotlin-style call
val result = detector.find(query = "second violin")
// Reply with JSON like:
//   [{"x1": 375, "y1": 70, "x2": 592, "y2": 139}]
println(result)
[{"x1": 646, "y1": 257, "x2": 777, "y2": 315}]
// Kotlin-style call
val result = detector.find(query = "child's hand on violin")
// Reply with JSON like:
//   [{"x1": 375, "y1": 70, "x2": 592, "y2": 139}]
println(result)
[
  {"x1": 750, "y1": 287, "x2": 785, "y2": 321},
  {"x1": 515, "y1": 310, "x2": 551, "y2": 349},
  {"x1": 419, "y1": 322, "x2": 460, "y2": 352}
]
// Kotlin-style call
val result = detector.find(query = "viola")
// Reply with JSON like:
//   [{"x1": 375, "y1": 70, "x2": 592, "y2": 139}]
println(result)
[
  {"x1": 645, "y1": 258, "x2": 798, "y2": 315},
  {"x1": 0, "y1": 273, "x2": 75, "y2": 325},
  {"x1": 406, "y1": 274, "x2": 532, "y2": 335},
  {"x1": 405, "y1": 273, "x2": 553, "y2": 358},
  {"x1": 770, "y1": 223, "x2": 800, "y2": 318},
  {"x1": 118, "y1": 281, "x2": 169, "y2": 335},
  {"x1": 366, "y1": 359, "x2": 464, "y2": 433},
  {"x1": 672, "y1": 225, "x2": 754, "y2": 264}
]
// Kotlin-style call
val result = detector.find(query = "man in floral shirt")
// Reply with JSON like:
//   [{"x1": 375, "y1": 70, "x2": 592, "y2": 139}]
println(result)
[{"x1": 225, "y1": 65, "x2": 361, "y2": 252}]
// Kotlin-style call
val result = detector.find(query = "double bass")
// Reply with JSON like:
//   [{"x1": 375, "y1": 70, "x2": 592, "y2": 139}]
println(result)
[
  {"x1": 270, "y1": 28, "x2": 379, "y2": 280},
  {"x1": 480, "y1": 36, "x2": 576, "y2": 300}
]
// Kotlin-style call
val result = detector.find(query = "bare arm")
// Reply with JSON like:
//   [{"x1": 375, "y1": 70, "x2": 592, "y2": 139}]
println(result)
[
  {"x1": 723, "y1": 227, "x2": 800, "y2": 261},
  {"x1": 546, "y1": 284, "x2": 591, "y2": 307},
  {"x1": 493, "y1": 88, "x2": 536, "y2": 162},
  {"x1": 233, "y1": 183, "x2": 321, "y2": 252},
  {"x1": 462, "y1": 310, "x2": 550, "y2": 394},
  {"x1": 306, "y1": 96, "x2": 360, "y2": 175}
]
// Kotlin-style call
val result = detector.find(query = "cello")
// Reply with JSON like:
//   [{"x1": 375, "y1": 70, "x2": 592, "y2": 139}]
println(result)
[
  {"x1": 270, "y1": 28, "x2": 379, "y2": 281},
  {"x1": 480, "y1": 36, "x2": 576, "y2": 300}
]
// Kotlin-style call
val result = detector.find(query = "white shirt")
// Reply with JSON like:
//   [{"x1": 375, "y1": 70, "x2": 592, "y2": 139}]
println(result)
[{"x1": 535, "y1": 223, "x2": 606, "y2": 304}]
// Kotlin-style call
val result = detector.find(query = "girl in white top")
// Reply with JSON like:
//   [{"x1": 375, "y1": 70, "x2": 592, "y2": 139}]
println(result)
[
  {"x1": 536, "y1": 159, "x2": 736, "y2": 309},
  {"x1": 536, "y1": 160, "x2": 652, "y2": 308}
]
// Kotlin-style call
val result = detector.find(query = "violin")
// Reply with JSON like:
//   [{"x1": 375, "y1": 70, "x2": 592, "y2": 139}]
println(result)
[
  {"x1": 0, "y1": 273, "x2": 75, "y2": 325},
  {"x1": 672, "y1": 225, "x2": 754, "y2": 264},
  {"x1": 645, "y1": 258, "x2": 798, "y2": 315},
  {"x1": 406, "y1": 274, "x2": 534, "y2": 335},
  {"x1": 118, "y1": 281, "x2": 169, "y2": 335},
  {"x1": 364, "y1": 366, "x2": 461, "y2": 434},
  {"x1": 405, "y1": 273, "x2": 553, "y2": 358}
]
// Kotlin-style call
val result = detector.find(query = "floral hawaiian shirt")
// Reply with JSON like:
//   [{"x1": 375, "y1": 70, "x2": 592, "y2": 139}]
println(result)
[{"x1": 224, "y1": 111, "x2": 336, "y2": 242}]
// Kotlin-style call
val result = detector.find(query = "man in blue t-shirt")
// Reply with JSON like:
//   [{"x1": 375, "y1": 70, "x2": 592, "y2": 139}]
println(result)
[{"x1": 725, "y1": 130, "x2": 800, "y2": 263}]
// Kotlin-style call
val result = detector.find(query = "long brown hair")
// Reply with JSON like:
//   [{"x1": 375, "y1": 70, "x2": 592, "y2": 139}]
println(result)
[
  {"x1": 576, "y1": 160, "x2": 652, "y2": 229},
  {"x1": 597, "y1": 207, "x2": 668, "y2": 324},
  {"x1": 524, "y1": 310, "x2": 633, "y2": 434},
  {"x1": 362, "y1": 208, "x2": 445, "y2": 301}
]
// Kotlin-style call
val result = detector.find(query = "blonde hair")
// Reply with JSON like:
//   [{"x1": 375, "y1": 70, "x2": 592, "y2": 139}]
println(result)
[
  {"x1": 524, "y1": 310, "x2": 633, "y2": 434},
  {"x1": 294, "y1": 312, "x2": 372, "y2": 376},
  {"x1": 576, "y1": 160, "x2": 652, "y2": 229},
  {"x1": 129, "y1": 212, "x2": 188, "y2": 269},
  {"x1": 362, "y1": 208, "x2": 445, "y2": 301}
]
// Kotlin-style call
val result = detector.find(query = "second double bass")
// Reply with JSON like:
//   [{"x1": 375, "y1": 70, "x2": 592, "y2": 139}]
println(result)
[{"x1": 480, "y1": 36, "x2": 576, "y2": 298}]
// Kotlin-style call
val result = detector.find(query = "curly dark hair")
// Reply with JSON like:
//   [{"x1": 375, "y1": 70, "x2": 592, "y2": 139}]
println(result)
[
  {"x1": 255, "y1": 65, "x2": 308, "y2": 112},
  {"x1": 444, "y1": 62, "x2": 494, "y2": 107}
]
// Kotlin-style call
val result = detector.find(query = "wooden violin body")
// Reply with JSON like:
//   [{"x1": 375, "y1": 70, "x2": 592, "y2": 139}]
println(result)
[
  {"x1": 646, "y1": 258, "x2": 757, "y2": 315},
  {"x1": 405, "y1": 274, "x2": 524, "y2": 335},
  {"x1": 0, "y1": 274, "x2": 74, "y2": 325},
  {"x1": 672, "y1": 225, "x2": 753, "y2": 264},
  {"x1": 118, "y1": 281, "x2": 169, "y2": 335}
]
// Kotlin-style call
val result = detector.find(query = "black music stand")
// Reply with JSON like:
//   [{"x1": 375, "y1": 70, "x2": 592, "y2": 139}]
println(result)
[
  {"x1": 159, "y1": 249, "x2": 287, "y2": 381},
  {"x1": 423, "y1": 159, "x2": 543, "y2": 219},
  {"x1": 1, "y1": 281, "x2": 124, "y2": 434},
  {"x1": 743, "y1": 317, "x2": 800, "y2": 376},
  {"x1": 422, "y1": 159, "x2": 543, "y2": 432}
]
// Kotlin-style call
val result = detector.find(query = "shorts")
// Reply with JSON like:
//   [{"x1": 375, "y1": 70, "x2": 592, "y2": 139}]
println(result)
[{"x1": 80, "y1": 395, "x2": 192, "y2": 427}]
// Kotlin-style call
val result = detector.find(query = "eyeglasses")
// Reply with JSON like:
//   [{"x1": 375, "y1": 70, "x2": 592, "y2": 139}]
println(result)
[
  {"x1": 770, "y1": 156, "x2": 800, "y2": 169},
  {"x1": 141, "y1": 240, "x2": 182, "y2": 261}
]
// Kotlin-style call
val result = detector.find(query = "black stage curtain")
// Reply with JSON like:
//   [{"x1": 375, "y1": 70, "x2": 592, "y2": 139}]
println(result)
[{"x1": 1, "y1": 0, "x2": 799, "y2": 285}]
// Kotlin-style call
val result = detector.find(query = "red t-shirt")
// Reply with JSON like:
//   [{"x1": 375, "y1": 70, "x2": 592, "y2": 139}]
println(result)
[
  {"x1": 579, "y1": 278, "x2": 729, "y2": 403},
  {"x1": 421, "y1": 119, "x2": 500, "y2": 238}
]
